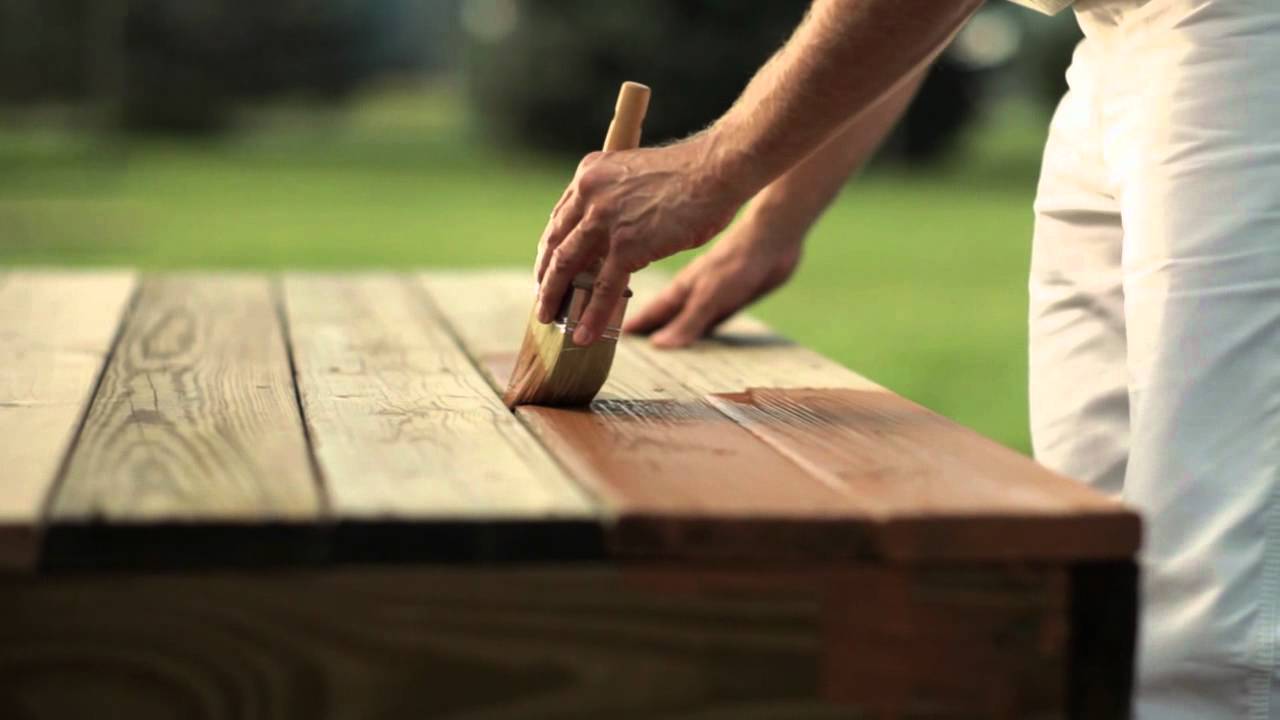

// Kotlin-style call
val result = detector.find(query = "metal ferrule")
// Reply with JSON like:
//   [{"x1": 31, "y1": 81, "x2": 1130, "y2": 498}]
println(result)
[{"x1": 552, "y1": 272, "x2": 633, "y2": 343}]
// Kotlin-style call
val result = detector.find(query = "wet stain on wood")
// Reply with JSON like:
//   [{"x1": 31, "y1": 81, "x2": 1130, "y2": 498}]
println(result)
[
  {"x1": 483, "y1": 353, "x2": 879, "y2": 561},
  {"x1": 709, "y1": 388, "x2": 1141, "y2": 562}
]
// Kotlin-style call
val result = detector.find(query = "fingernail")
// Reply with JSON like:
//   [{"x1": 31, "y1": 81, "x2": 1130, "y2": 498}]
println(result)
[
  {"x1": 574, "y1": 327, "x2": 594, "y2": 345},
  {"x1": 537, "y1": 299, "x2": 550, "y2": 323}
]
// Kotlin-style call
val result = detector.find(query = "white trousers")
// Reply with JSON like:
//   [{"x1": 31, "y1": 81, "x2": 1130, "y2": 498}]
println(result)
[{"x1": 1029, "y1": 0, "x2": 1280, "y2": 717}]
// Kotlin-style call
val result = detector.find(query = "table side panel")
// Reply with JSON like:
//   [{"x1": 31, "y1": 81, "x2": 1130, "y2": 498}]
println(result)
[{"x1": 0, "y1": 562, "x2": 1106, "y2": 719}]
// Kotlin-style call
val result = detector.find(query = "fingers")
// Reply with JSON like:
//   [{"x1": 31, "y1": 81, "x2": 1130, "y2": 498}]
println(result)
[
  {"x1": 650, "y1": 285, "x2": 732, "y2": 349},
  {"x1": 536, "y1": 215, "x2": 605, "y2": 324},
  {"x1": 535, "y1": 189, "x2": 584, "y2": 284},
  {"x1": 623, "y1": 278, "x2": 690, "y2": 335},
  {"x1": 573, "y1": 257, "x2": 630, "y2": 346}
]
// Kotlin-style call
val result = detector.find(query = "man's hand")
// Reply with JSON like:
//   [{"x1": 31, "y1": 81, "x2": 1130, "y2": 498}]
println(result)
[
  {"x1": 530, "y1": 0, "x2": 978, "y2": 347},
  {"x1": 624, "y1": 216, "x2": 802, "y2": 348},
  {"x1": 534, "y1": 135, "x2": 745, "y2": 345}
]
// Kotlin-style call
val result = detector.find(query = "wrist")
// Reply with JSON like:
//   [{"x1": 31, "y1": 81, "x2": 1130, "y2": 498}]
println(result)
[
  {"x1": 687, "y1": 124, "x2": 770, "y2": 210},
  {"x1": 742, "y1": 191, "x2": 815, "y2": 246}
]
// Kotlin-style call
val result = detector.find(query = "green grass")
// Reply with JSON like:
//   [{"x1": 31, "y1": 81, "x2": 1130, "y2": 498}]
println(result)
[{"x1": 0, "y1": 87, "x2": 1051, "y2": 451}]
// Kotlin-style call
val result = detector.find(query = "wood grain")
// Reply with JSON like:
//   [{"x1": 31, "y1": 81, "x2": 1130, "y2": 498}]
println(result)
[
  {"x1": 709, "y1": 388, "x2": 1140, "y2": 561},
  {"x1": 281, "y1": 274, "x2": 599, "y2": 561},
  {"x1": 419, "y1": 272, "x2": 871, "y2": 562},
  {"x1": 49, "y1": 275, "x2": 321, "y2": 564},
  {"x1": 0, "y1": 566, "x2": 853, "y2": 720},
  {"x1": 0, "y1": 271, "x2": 136, "y2": 569}
]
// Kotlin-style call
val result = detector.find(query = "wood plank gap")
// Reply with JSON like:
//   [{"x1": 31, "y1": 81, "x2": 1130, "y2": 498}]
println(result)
[
  {"x1": 285, "y1": 274, "x2": 600, "y2": 564},
  {"x1": 412, "y1": 276, "x2": 613, "y2": 518},
  {"x1": 270, "y1": 274, "x2": 334, "y2": 521}
]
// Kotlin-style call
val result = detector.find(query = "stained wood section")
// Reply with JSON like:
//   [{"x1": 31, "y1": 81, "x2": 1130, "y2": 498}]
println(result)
[
  {"x1": 50, "y1": 276, "x2": 320, "y2": 552},
  {"x1": 419, "y1": 272, "x2": 876, "y2": 561},
  {"x1": 0, "y1": 567, "x2": 852, "y2": 719},
  {"x1": 281, "y1": 274, "x2": 599, "y2": 561},
  {"x1": 0, "y1": 271, "x2": 136, "y2": 569},
  {"x1": 822, "y1": 564, "x2": 1070, "y2": 718},
  {"x1": 709, "y1": 388, "x2": 1141, "y2": 561}
]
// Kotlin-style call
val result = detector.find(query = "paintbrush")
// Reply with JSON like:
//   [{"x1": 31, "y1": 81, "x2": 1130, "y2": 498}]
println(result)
[{"x1": 503, "y1": 81, "x2": 651, "y2": 408}]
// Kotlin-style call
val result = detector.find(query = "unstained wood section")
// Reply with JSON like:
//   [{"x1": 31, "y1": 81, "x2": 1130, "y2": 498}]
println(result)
[
  {"x1": 281, "y1": 274, "x2": 593, "y2": 520},
  {"x1": 0, "y1": 271, "x2": 136, "y2": 568},
  {"x1": 0, "y1": 566, "x2": 852, "y2": 720},
  {"x1": 52, "y1": 275, "x2": 320, "y2": 524},
  {"x1": 710, "y1": 388, "x2": 1141, "y2": 560}
]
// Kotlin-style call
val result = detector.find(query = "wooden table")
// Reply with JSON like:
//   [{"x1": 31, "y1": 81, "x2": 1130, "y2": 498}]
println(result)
[{"x1": 0, "y1": 270, "x2": 1140, "y2": 719}]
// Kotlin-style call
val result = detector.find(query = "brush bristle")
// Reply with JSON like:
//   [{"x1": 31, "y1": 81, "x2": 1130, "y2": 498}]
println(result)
[{"x1": 502, "y1": 308, "x2": 619, "y2": 408}]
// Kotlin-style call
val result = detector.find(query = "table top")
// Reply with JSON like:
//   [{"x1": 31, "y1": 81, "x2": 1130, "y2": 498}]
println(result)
[{"x1": 0, "y1": 270, "x2": 1140, "y2": 571}]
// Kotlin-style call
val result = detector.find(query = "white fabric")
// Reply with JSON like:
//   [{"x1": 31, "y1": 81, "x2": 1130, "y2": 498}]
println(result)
[
  {"x1": 1008, "y1": 0, "x2": 1074, "y2": 15},
  {"x1": 1030, "y1": 0, "x2": 1280, "y2": 717}
]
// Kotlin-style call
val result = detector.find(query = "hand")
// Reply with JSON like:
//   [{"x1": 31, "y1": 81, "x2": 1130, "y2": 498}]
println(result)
[
  {"x1": 623, "y1": 213, "x2": 803, "y2": 348},
  {"x1": 534, "y1": 134, "x2": 746, "y2": 346}
]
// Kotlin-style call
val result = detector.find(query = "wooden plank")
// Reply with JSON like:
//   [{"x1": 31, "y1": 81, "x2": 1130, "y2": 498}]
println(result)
[
  {"x1": 0, "y1": 271, "x2": 136, "y2": 569},
  {"x1": 0, "y1": 566, "x2": 848, "y2": 719},
  {"x1": 281, "y1": 274, "x2": 600, "y2": 562},
  {"x1": 419, "y1": 271, "x2": 869, "y2": 561},
  {"x1": 0, "y1": 562, "x2": 1095, "y2": 718},
  {"x1": 48, "y1": 275, "x2": 321, "y2": 565},
  {"x1": 708, "y1": 388, "x2": 1140, "y2": 560}
]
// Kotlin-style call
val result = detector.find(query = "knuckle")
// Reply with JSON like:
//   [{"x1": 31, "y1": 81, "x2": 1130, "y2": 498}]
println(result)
[
  {"x1": 550, "y1": 247, "x2": 578, "y2": 273},
  {"x1": 592, "y1": 276, "x2": 619, "y2": 297},
  {"x1": 578, "y1": 164, "x2": 612, "y2": 194},
  {"x1": 624, "y1": 257, "x2": 650, "y2": 274},
  {"x1": 610, "y1": 228, "x2": 636, "y2": 248},
  {"x1": 616, "y1": 250, "x2": 648, "y2": 274}
]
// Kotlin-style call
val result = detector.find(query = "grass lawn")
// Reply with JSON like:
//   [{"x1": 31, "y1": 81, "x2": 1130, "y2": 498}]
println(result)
[{"x1": 0, "y1": 86, "x2": 1051, "y2": 452}]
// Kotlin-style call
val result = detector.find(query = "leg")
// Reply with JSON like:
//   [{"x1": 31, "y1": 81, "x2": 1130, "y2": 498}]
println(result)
[
  {"x1": 1103, "y1": 2, "x2": 1280, "y2": 716},
  {"x1": 1029, "y1": 36, "x2": 1130, "y2": 498}
]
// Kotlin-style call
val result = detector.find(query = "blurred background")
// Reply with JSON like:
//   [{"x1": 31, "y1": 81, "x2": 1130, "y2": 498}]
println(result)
[{"x1": 0, "y1": 0, "x2": 1082, "y2": 452}]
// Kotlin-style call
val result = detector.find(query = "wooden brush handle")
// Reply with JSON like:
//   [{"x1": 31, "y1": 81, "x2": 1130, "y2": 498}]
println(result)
[
  {"x1": 602, "y1": 81, "x2": 650, "y2": 153},
  {"x1": 583, "y1": 81, "x2": 650, "y2": 283}
]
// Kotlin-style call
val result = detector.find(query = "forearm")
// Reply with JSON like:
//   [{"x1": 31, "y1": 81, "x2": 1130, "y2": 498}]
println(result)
[
  {"x1": 704, "y1": 0, "x2": 981, "y2": 200},
  {"x1": 744, "y1": 68, "x2": 924, "y2": 234}
]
